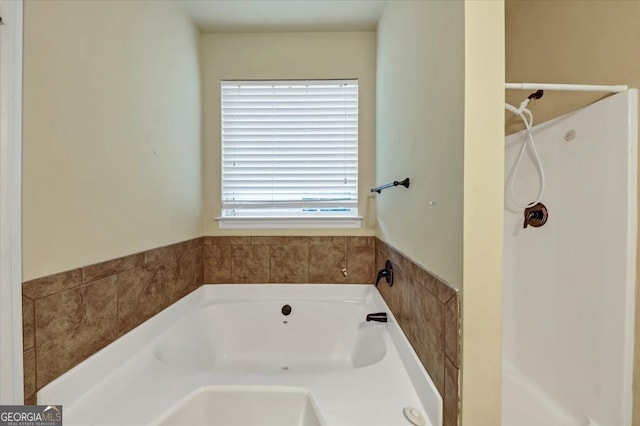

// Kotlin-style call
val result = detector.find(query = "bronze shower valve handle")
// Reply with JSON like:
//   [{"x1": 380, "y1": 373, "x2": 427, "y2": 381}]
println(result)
[{"x1": 523, "y1": 202, "x2": 549, "y2": 229}]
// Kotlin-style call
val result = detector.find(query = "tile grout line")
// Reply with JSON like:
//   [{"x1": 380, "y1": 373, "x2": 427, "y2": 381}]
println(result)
[
  {"x1": 116, "y1": 270, "x2": 121, "y2": 337},
  {"x1": 444, "y1": 352, "x2": 461, "y2": 370},
  {"x1": 27, "y1": 297, "x2": 38, "y2": 398},
  {"x1": 32, "y1": 298, "x2": 39, "y2": 396}
]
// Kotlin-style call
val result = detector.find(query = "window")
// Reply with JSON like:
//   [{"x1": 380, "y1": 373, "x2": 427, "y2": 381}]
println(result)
[{"x1": 219, "y1": 80, "x2": 360, "y2": 229}]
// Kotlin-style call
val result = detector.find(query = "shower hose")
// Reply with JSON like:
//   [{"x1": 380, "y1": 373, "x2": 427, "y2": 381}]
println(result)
[{"x1": 505, "y1": 97, "x2": 546, "y2": 209}]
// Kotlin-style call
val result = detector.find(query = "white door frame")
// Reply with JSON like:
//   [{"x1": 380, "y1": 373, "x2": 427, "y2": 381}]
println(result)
[{"x1": 0, "y1": 0, "x2": 23, "y2": 404}]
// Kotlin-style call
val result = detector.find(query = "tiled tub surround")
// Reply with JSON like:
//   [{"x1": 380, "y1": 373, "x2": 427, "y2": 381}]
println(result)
[
  {"x1": 21, "y1": 238, "x2": 205, "y2": 405},
  {"x1": 375, "y1": 238, "x2": 461, "y2": 426},
  {"x1": 22, "y1": 234, "x2": 459, "y2": 423},
  {"x1": 21, "y1": 235, "x2": 376, "y2": 404}
]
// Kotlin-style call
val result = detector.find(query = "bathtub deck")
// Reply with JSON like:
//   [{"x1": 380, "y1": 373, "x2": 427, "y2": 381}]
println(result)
[{"x1": 37, "y1": 285, "x2": 442, "y2": 426}]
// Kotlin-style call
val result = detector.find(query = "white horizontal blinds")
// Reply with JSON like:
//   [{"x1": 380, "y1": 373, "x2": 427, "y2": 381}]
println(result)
[{"x1": 221, "y1": 80, "x2": 358, "y2": 217}]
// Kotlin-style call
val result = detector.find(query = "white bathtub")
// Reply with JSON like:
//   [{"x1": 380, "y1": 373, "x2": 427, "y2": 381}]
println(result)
[{"x1": 38, "y1": 284, "x2": 442, "y2": 426}]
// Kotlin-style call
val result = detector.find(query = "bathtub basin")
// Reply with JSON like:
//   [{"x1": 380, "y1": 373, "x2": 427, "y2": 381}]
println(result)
[
  {"x1": 154, "y1": 301, "x2": 386, "y2": 373},
  {"x1": 150, "y1": 387, "x2": 324, "y2": 426},
  {"x1": 38, "y1": 284, "x2": 442, "y2": 426}
]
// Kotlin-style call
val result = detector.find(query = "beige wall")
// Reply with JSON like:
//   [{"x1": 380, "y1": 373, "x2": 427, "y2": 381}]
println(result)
[
  {"x1": 505, "y1": 0, "x2": 640, "y2": 133},
  {"x1": 505, "y1": 1, "x2": 640, "y2": 423},
  {"x1": 375, "y1": 0, "x2": 464, "y2": 290},
  {"x1": 462, "y1": 1, "x2": 505, "y2": 424},
  {"x1": 22, "y1": 0, "x2": 202, "y2": 281},
  {"x1": 200, "y1": 32, "x2": 376, "y2": 237},
  {"x1": 376, "y1": 2, "x2": 505, "y2": 423}
]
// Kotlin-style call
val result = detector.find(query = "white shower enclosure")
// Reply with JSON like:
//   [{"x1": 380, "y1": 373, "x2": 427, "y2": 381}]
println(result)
[{"x1": 502, "y1": 90, "x2": 638, "y2": 426}]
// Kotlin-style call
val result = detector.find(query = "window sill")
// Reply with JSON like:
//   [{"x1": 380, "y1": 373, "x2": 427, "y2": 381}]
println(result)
[{"x1": 215, "y1": 216, "x2": 363, "y2": 230}]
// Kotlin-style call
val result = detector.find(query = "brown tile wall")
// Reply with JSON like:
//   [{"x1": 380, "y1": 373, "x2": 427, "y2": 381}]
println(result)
[
  {"x1": 203, "y1": 236, "x2": 376, "y2": 284},
  {"x1": 21, "y1": 237, "x2": 203, "y2": 403},
  {"x1": 375, "y1": 238, "x2": 461, "y2": 426}
]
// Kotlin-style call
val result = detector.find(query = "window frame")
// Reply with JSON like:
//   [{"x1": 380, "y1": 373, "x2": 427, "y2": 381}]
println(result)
[{"x1": 216, "y1": 79, "x2": 362, "y2": 229}]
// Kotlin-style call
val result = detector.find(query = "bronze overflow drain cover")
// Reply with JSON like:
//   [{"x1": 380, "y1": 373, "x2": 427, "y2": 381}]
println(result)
[{"x1": 281, "y1": 304, "x2": 292, "y2": 316}]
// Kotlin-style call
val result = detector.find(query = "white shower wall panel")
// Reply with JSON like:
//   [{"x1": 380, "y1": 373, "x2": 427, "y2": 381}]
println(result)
[{"x1": 502, "y1": 90, "x2": 637, "y2": 426}]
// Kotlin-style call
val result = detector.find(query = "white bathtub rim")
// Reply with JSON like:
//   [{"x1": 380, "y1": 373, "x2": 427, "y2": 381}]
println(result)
[{"x1": 147, "y1": 385, "x2": 327, "y2": 426}]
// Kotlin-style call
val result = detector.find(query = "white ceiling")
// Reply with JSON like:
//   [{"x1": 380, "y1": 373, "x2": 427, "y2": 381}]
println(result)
[{"x1": 179, "y1": 0, "x2": 387, "y2": 33}]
